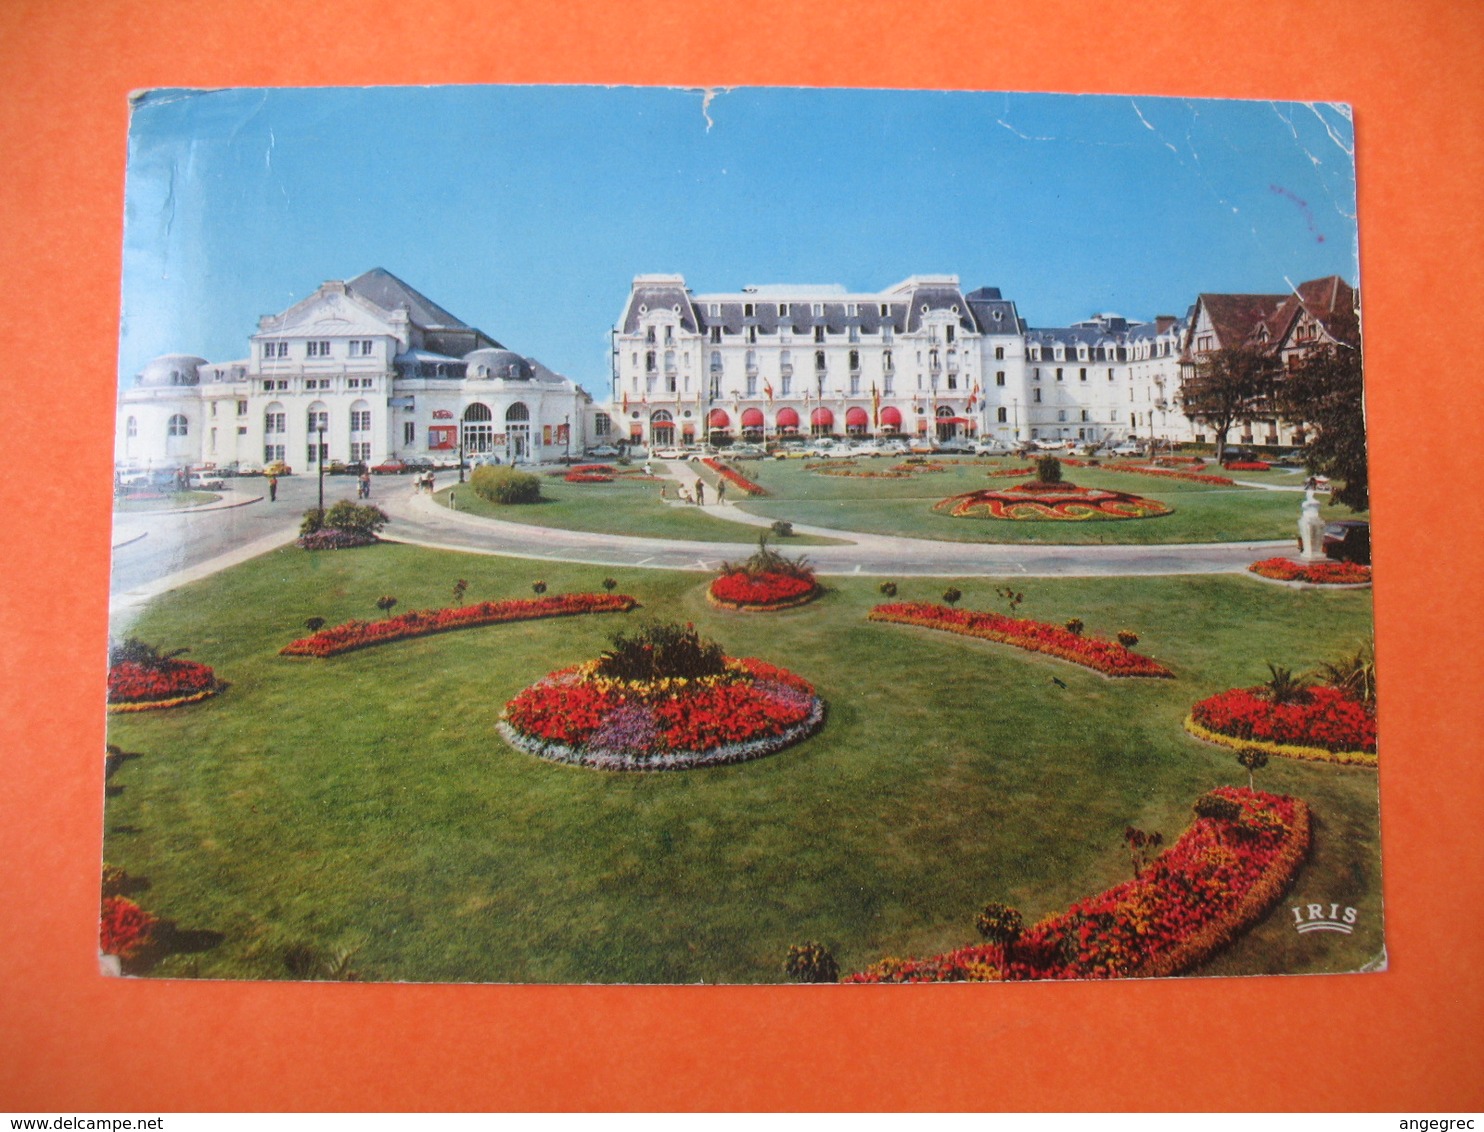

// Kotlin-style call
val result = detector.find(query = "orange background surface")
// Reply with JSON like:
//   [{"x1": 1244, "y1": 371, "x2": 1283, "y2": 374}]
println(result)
[{"x1": 2, "y1": 0, "x2": 1481, "y2": 1113}]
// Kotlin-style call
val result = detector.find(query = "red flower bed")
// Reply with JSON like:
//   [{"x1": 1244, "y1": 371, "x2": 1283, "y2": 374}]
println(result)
[
  {"x1": 1224, "y1": 460, "x2": 1272, "y2": 471},
  {"x1": 500, "y1": 656, "x2": 824, "y2": 770},
  {"x1": 1249, "y1": 557, "x2": 1371, "y2": 585},
  {"x1": 846, "y1": 787, "x2": 1310, "y2": 981},
  {"x1": 701, "y1": 458, "x2": 767, "y2": 496},
  {"x1": 100, "y1": 896, "x2": 159, "y2": 959},
  {"x1": 281, "y1": 593, "x2": 637, "y2": 658},
  {"x1": 869, "y1": 602, "x2": 1172, "y2": 678},
  {"x1": 107, "y1": 658, "x2": 220, "y2": 710},
  {"x1": 570, "y1": 464, "x2": 615, "y2": 474},
  {"x1": 564, "y1": 471, "x2": 614, "y2": 483},
  {"x1": 709, "y1": 569, "x2": 818, "y2": 610},
  {"x1": 933, "y1": 486, "x2": 1172, "y2": 521},
  {"x1": 987, "y1": 467, "x2": 1037, "y2": 478},
  {"x1": 1106, "y1": 462, "x2": 1234, "y2": 486},
  {"x1": 1189, "y1": 685, "x2": 1376, "y2": 756}
]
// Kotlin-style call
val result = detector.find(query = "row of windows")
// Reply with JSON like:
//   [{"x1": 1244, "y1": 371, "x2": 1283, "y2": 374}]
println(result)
[{"x1": 262, "y1": 339, "x2": 377, "y2": 359}]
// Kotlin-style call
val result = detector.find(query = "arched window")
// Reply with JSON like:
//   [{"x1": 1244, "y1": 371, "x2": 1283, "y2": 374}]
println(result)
[
  {"x1": 263, "y1": 402, "x2": 286, "y2": 435},
  {"x1": 505, "y1": 402, "x2": 530, "y2": 423},
  {"x1": 463, "y1": 402, "x2": 493, "y2": 422},
  {"x1": 167, "y1": 414, "x2": 188, "y2": 437}
]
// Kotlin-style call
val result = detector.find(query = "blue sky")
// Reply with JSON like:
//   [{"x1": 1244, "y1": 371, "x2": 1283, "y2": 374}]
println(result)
[{"x1": 120, "y1": 85, "x2": 1357, "y2": 392}]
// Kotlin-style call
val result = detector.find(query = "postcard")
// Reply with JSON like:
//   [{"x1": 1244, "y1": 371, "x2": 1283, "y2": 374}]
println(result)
[{"x1": 103, "y1": 86, "x2": 1378, "y2": 983}]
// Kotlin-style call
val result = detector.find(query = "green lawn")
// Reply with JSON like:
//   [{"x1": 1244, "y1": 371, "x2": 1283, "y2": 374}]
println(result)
[
  {"x1": 103, "y1": 542, "x2": 1381, "y2": 983},
  {"x1": 432, "y1": 471, "x2": 845, "y2": 545},
  {"x1": 727, "y1": 457, "x2": 1367, "y2": 543},
  {"x1": 114, "y1": 491, "x2": 221, "y2": 512}
]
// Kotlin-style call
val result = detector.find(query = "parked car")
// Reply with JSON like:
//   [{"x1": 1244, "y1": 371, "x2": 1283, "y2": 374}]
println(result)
[
  {"x1": 371, "y1": 457, "x2": 409, "y2": 475},
  {"x1": 727, "y1": 443, "x2": 766, "y2": 460},
  {"x1": 1322, "y1": 520, "x2": 1371, "y2": 565},
  {"x1": 324, "y1": 460, "x2": 367, "y2": 476},
  {"x1": 585, "y1": 444, "x2": 621, "y2": 459},
  {"x1": 405, "y1": 457, "x2": 435, "y2": 472},
  {"x1": 907, "y1": 438, "x2": 938, "y2": 455},
  {"x1": 467, "y1": 455, "x2": 503, "y2": 471},
  {"x1": 846, "y1": 441, "x2": 884, "y2": 457},
  {"x1": 188, "y1": 470, "x2": 226, "y2": 490},
  {"x1": 1107, "y1": 441, "x2": 1143, "y2": 457},
  {"x1": 651, "y1": 446, "x2": 688, "y2": 460},
  {"x1": 263, "y1": 460, "x2": 293, "y2": 477},
  {"x1": 878, "y1": 438, "x2": 909, "y2": 456},
  {"x1": 972, "y1": 439, "x2": 1014, "y2": 457},
  {"x1": 936, "y1": 437, "x2": 975, "y2": 454}
]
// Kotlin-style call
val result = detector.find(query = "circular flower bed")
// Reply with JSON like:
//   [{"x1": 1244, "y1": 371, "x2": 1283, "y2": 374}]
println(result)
[
  {"x1": 1248, "y1": 557, "x2": 1371, "y2": 586},
  {"x1": 564, "y1": 470, "x2": 615, "y2": 483},
  {"x1": 1185, "y1": 685, "x2": 1376, "y2": 765},
  {"x1": 107, "y1": 657, "x2": 222, "y2": 712},
  {"x1": 709, "y1": 569, "x2": 820, "y2": 611},
  {"x1": 501, "y1": 656, "x2": 825, "y2": 771},
  {"x1": 933, "y1": 483, "x2": 1173, "y2": 521}
]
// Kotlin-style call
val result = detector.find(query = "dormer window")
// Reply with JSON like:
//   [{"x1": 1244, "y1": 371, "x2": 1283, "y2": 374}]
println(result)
[
  {"x1": 812, "y1": 303, "x2": 824, "y2": 317},
  {"x1": 744, "y1": 303, "x2": 755, "y2": 318},
  {"x1": 645, "y1": 327, "x2": 656, "y2": 344},
  {"x1": 778, "y1": 303, "x2": 789, "y2": 317}
]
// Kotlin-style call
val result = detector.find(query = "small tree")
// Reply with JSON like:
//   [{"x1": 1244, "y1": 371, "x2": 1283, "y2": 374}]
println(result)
[
  {"x1": 452, "y1": 579, "x2": 469, "y2": 605},
  {"x1": 1123, "y1": 826, "x2": 1164, "y2": 879},
  {"x1": 375, "y1": 595, "x2": 398, "y2": 614},
  {"x1": 602, "y1": 577, "x2": 618, "y2": 593},
  {"x1": 531, "y1": 580, "x2": 547, "y2": 596},
  {"x1": 1276, "y1": 344, "x2": 1368, "y2": 511},
  {"x1": 1035, "y1": 455, "x2": 1063, "y2": 484},
  {"x1": 1237, "y1": 747, "x2": 1269, "y2": 791},
  {"x1": 1180, "y1": 345, "x2": 1278, "y2": 463},
  {"x1": 783, "y1": 941, "x2": 839, "y2": 984},
  {"x1": 879, "y1": 580, "x2": 898, "y2": 597},
  {"x1": 974, "y1": 902, "x2": 1024, "y2": 947},
  {"x1": 1064, "y1": 618, "x2": 1084, "y2": 637},
  {"x1": 304, "y1": 617, "x2": 325, "y2": 632},
  {"x1": 942, "y1": 587, "x2": 962, "y2": 607}
]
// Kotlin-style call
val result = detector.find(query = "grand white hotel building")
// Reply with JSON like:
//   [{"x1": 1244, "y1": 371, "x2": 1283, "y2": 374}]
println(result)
[{"x1": 610, "y1": 273, "x2": 1191, "y2": 450}]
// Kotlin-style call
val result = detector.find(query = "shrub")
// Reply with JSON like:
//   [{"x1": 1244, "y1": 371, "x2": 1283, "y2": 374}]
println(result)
[
  {"x1": 108, "y1": 638, "x2": 189, "y2": 669},
  {"x1": 942, "y1": 587, "x2": 962, "y2": 607},
  {"x1": 720, "y1": 533, "x2": 814, "y2": 582},
  {"x1": 532, "y1": 580, "x2": 547, "y2": 595},
  {"x1": 1124, "y1": 826, "x2": 1163, "y2": 879},
  {"x1": 975, "y1": 902, "x2": 1024, "y2": 945},
  {"x1": 1314, "y1": 642, "x2": 1377, "y2": 706},
  {"x1": 1064, "y1": 617, "x2": 1084, "y2": 636},
  {"x1": 452, "y1": 579, "x2": 469, "y2": 605},
  {"x1": 375, "y1": 595, "x2": 398, "y2": 614},
  {"x1": 1237, "y1": 746, "x2": 1270, "y2": 790},
  {"x1": 471, "y1": 465, "x2": 542, "y2": 505},
  {"x1": 1193, "y1": 792, "x2": 1242, "y2": 821},
  {"x1": 305, "y1": 617, "x2": 325, "y2": 632},
  {"x1": 594, "y1": 622, "x2": 728, "y2": 683},
  {"x1": 770, "y1": 520, "x2": 795, "y2": 538},
  {"x1": 783, "y1": 941, "x2": 839, "y2": 984},
  {"x1": 602, "y1": 577, "x2": 618, "y2": 592},
  {"x1": 1116, "y1": 629, "x2": 1139, "y2": 648},
  {"x1": 1263, "y1": 663, "x2": 1311, "y2": 706},
  {"x1": 323, "y1": 500, "x2": 387, "y2": 537},
  {"x1": 300, "y1": 508, "x2": 326, "y2": 536},
  {"x1": 996, "y1": 587, "x2": 1025, "y2": 614},
  {"x1": 1036, "y1": 455, "x2": 1063, "y2": 484},
  {"x1": 879, "y1": 581, "x2": 898, "y2": 597}
]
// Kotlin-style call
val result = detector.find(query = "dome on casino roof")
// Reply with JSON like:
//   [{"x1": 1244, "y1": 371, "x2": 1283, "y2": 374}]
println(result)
[
  {"x1": 464, "y1": 347, "x2": 533, "y2": 381},
  {"x1": 137, "y1": 354, "x2": 207, "y2": 387}
]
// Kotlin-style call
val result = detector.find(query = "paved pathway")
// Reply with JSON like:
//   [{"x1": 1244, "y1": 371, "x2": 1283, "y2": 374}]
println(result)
[{"x1": 108, "y1": 465, "x2": 1297, "y2": 635}]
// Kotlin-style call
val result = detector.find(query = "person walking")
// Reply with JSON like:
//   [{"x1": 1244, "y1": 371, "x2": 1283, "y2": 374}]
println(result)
[
  {"x1": 359, "y1": 470, "x2": 371, "y2": 499},
  {"x1": 716, "y1": 479, "x2": 726, "y2": 505},
  {"x1": 267, "y1": 473, "x2": 278, "y2": 502},
  {"x1": 694, "y1": 478, "x2": 705, "y2": 506}
]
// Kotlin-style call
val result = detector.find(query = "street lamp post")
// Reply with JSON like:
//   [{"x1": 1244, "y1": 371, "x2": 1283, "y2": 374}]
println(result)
[
  {"x1": 316, "y1": 422, "x2": 326, "y2": 513},
  {"x1": 458, "y1": 428, "x2": 466, "y2": 484},
  {"x1": 564, "y1": 414, "x2": 571, "y2": 463}
]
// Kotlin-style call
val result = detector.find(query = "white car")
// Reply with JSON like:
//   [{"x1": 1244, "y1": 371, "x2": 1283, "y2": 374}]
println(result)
[
  {"x1": 1107, "y1": 442, "x2": 1143, "y2": 457},
  {"x1": 972, "y1": 440, "x2": 1014, "y2": 457},
  {"x1": 936, "y1": 438, "x2": 975, "y2": 454},
  {"x1": 878, "y1": 439, "x2": 910, "y2": 456},
  {"x1": 846, "y1": 441, "x2": 883, "y2": 457},
  {"x1": 585, "y1": 445, "x2": 621, "y2": 459}
]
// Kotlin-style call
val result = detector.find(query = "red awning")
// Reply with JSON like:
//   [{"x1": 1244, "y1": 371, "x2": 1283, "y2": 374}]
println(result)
[
  {"x1": 845, "y1": 407, "x2": 869, "y2": 426},
  {"x1": 708, "y1": 408, "x2": 731, "y2": 428},
  {"x1": 939, "y1": 416, "x2": 973, "y2": 425},
  {"x1": 776, "y1": 408, "x2": 800, "y2": 428},
  {"x1": 810, "y1": 407, "x2": 835, "y2": 426},
  {"x1": 879, "y1": 406, "x2": 903, "y2": 427},
  {"x1": 741, "y1": 407, "x2": 765, "y2": 427}
]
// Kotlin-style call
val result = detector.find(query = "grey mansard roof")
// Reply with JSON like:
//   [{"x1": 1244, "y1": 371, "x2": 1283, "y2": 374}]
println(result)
[{"x1": 348, "y1": 268, "x2": 473, "y2": 330}]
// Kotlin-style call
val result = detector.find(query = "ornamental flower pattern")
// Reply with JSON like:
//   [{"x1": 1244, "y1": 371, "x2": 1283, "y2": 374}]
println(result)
[
  {"x1": 107, "y1": 658, "x2": 220, "y2": 710},
  {"x1": 845, "y1": 787, "x2": 1310, "y2": 982},
  {"x1": 500, "y1": 655, "x2": 825, "y2": 771},
  {"x1": 1249, "y1": 557, "x2": 1371, "y2": 585},
  {"x1": 869, "y1": 602, "x2": 1173, "y2": 678},
  {"x1": 700, "y1": 458, "x2": 767, "y2": 496},
  {"x1": 1188, "y1": 685, "x2": 1377, "y2": 756},
  {"x1": 933, "y1": 485, "x2": 1173, "y2": 521},
  {"x1": 708, "y1": 570, "x2": 818, "y2": 610},
  {"x1": 280, "y1": 593, "x2": 638, "y2": 658}
]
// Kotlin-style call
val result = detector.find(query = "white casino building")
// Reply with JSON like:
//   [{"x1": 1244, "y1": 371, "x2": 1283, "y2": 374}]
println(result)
[{"x1": 117, "y1": 269, "x2": 602, "y2": 472}]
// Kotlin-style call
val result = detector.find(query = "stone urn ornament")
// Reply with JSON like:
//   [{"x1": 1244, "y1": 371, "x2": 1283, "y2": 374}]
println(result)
[{"x1": 1298, "y1": 479, "x2": 1327, "y2": 561}]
